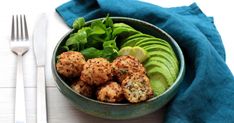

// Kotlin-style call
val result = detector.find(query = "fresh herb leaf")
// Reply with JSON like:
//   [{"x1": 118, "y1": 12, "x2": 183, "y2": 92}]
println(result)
[
  {"x1": 77, "y1": 29, "x2": 87, "y2": 44},
  {"x1": 89, "y1": 20, "x2": 106, "y2": 35},
  {"x1": 103, "y1": 14, "x2": 113, "y2": 28},
  {"x1": 62, "y1": 45, "x2": 69, "y2": 51},
  {"x1": 80, "y1": 47, "x2": 102, "y2": 59},
  {"x1": 90, "y1": 26, "x2": 106, "y2": 35},
  {"x1": 104, "y1": 27, "x2": 112, "y2": 41},
  {"x1": 63, "y1": 15, "x2": 140, "y2": 60},
  {"x1": 73, "y1": 17, "x2": 85, "y2": 29},
  {"x1": 65, "y1": 34, "x2": 76, "y2": 46},
  {"x1": 65, "y1": 28, "x2": 87, "y2": 51},
  {"x1": 103, "y1": 39, "x2": 118, "y2": 50},
  {"x1": 101, "y1": 47, "x2": 119, "y2": 61}
]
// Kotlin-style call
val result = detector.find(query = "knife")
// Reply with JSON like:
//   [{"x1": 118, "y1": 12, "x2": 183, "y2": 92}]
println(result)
[{"x1": 33, "y1": 13, "x2": 48, "y2": 123}]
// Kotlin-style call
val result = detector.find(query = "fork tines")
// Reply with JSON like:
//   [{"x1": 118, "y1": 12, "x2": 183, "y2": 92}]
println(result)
[{"x1": 11, "y1": 15, "x2": 29, "y2": 41}]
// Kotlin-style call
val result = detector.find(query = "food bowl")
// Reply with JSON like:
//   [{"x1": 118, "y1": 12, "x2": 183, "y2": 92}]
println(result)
[{"x1": 51, "y1": 17, "x2": 185, "y2": 120}]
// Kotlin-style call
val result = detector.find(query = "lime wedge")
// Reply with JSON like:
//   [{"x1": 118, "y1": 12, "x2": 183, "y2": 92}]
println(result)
[
  {"x1": 119, "y1": 46, "x2": 149, "y2": 62},
  {"x1": 118, "y1": 46, "x2": 132, "y2": 55}
]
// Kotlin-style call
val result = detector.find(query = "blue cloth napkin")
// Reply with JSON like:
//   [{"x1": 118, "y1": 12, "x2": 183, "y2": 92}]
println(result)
[{"x1": 56, "y1": 0, "x2": 234, "y2": 122}]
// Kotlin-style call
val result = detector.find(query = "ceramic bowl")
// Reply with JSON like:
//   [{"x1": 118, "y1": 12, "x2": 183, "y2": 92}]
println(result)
[{"x1": 51, "y1": 17, "x2": 185, "y2": 120}]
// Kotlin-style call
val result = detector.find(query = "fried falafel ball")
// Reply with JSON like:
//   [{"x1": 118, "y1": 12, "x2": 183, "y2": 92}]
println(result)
[
  {"x1": 56, "y1": 51, "x2": 86, "y2": 78},
  {"x1": 80, "y1": 58, "x2": 112, "y2": 86},
  {"x1": 112, "y1": 55, "x2": 146, "y2": 82},
  {"x1": 122, "y1": 73, "x2": 154, "y2": 103},
  {"x1": 97, "y1": 82, "x2": 124, "y2": 103},
  {"x1": 71, "y1": 80, "x2": 93, "y2": 98}
]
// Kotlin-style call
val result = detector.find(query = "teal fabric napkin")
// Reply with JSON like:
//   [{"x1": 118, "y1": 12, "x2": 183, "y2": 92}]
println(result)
[{"x1": 56, "y1": 0, "x2": 234, "y2": 122}]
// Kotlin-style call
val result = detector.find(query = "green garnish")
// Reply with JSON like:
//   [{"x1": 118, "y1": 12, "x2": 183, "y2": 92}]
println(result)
[{"x1": 63, "y1": 15, "x2": 138, "y2": 60}]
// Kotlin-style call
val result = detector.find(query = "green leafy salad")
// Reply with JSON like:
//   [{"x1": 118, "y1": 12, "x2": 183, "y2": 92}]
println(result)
[{"x1": 62, "y1": 15, "x2": 139, "y2": 61}]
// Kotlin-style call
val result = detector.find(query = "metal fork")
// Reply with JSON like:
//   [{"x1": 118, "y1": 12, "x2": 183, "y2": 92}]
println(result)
[{"x1": 10, "y1": 15, "x2": 29, "y2": 123}]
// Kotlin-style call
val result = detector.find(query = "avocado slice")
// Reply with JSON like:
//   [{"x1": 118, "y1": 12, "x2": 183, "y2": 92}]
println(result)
[
  {"x1": 126, "y1": 33, "x2": 153, "y2": 40},
  {"x1": 143, "y1": 44, "x2": 179, "y2": 75},
  {"x1": 150, "y1": 79, "x2": 167, "y2": 96},
  {"x1": 121, "y1": 37, "x2": 146, "y2": 48},
  {"x1": 146, "y1": 66, "x2": 169, "y2": 95},
  {"x1": 135, "y1": 38, "x2": 171, "y2": 50},
  {"x1": 122, "y1": 33, "x2": 153, "y2": 42},
  {"x1": 112, "y1": 26, "x2": 139, "y2": 38},
  {"x1": 128, "y1": 36, "x2": 178, "y2": 66},
  {"x1": 148, "y1": 52, "x2": 179, "y2": 77},
  {"x1": 144, "y1": 57, "x2": 177, "y2": 84},
  {"x1": 113, "y1": 23, "x2": 135, "y2": 29},
  {"x1": 142, "y1": 45, "x2": 178, "y2": 64},
  {"x1": 147, "y1": 65, "x2": 173, "y2": 86}
]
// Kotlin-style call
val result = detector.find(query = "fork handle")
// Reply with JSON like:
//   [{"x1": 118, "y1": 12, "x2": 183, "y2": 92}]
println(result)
[
  {"x1": 36, "y1": 66, "x2": 47, "y2": 123},
  {"x1": 15, "y1": 55, "x2": 27, "y2": 123}
]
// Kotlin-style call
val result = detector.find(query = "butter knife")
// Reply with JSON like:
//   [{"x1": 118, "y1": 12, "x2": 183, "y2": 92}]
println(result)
[{"x1": 33, "y1": 13, "x2": 48, "y2": 123}]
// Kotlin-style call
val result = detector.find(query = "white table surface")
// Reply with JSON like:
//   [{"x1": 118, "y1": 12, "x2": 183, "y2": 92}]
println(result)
[{"x1": 0, "y1": 0, "x2": 233, "y2": 123}]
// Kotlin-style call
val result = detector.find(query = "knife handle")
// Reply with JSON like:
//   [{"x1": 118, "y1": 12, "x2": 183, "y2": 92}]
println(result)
[{"x1": 36, "y1": 66, "x2": 47, "y2": 123}]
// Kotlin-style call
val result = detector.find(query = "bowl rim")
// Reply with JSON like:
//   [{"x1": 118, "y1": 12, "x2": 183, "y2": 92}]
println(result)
[{"x1": 52, "y1": 16, "x2": 185, "y2": 106}]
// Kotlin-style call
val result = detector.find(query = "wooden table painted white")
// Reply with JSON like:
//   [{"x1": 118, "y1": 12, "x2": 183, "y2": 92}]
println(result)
[{"x1": 0, "y1": 0, "x2": 233, "y2": 123}]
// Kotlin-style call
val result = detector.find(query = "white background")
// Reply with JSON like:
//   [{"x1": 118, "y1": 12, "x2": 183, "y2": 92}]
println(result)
[{"x1": 0, "y1": 0, "x2": 233, "y2": 123}]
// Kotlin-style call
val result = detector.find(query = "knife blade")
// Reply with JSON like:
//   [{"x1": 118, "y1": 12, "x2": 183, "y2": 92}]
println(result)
[{"x1": 33, "y1": 13, "x2": 48, "y2": 123}]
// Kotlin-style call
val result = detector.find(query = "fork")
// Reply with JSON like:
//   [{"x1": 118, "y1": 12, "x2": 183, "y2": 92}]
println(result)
[{"x1": 10, "y1": 15, "x2": 29, "y2": 123}]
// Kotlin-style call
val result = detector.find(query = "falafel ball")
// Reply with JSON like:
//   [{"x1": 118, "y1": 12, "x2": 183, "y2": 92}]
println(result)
[
  {"x1": 80, "y1": 58, "x2": 112, "y2": 86},
  {"x1": 97, "y1": 82, "x2": 124, "y2": 103},
  {"x1": 56, "y1": 51, "x2": 86, "y2": 78},
  {"x1": 122, "y1": 73, "x2": 154, "y2": 103},
  {"x1": 112, "y1": 55, "x2": 146, "y2": 82},
  {"x1": 71, "y1": 80, "x2": 93, "y2": 98}
]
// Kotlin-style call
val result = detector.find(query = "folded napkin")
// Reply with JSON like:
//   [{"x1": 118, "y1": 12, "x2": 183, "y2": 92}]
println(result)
[{"x1": 56, "y1": 0, "x2": 234, "y2": 122}]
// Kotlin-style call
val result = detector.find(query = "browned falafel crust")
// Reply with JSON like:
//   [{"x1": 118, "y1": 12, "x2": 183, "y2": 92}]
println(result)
[
  {"x1": 80, "y1": 58, "x2": 112, "y2": 86},
  {"x1": 122, "y1": 73, "x2": 153, "y2": 103},
  {"x1": 112, "y1": 55, "x2": 146, "y2": 82},
  {"x1": 97, "y1": 82, "x2": 124, "y2": 103},
  {"x1": 56, "y1": 51, "x2": 86, "y2": 78}
]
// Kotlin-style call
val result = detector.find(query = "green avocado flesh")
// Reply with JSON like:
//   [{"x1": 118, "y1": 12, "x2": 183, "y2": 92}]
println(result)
[
  {"x1": 121, "y1": 33, "x2": 179, "y2": 96},
  {"x1": 147, "y1": 52, "x2": 178, "y2": 77},
  {"x1": 147, "y1": 67, "x2": 169, "y2": 96},
  {"x1": 121, "y1": 37, "x2": 147, "y2": 48},
  {"x1": 135, "y1": 38, "x2": 171, "y2": 48},
  {"x1": 145, "y1": 57, "x2": 176, "y2": 86}
]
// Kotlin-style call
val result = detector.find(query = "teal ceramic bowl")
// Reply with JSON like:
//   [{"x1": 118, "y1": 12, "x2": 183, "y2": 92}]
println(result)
[{"x1": 52, "y1": 17, "x2": 185, "y2": 120}]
